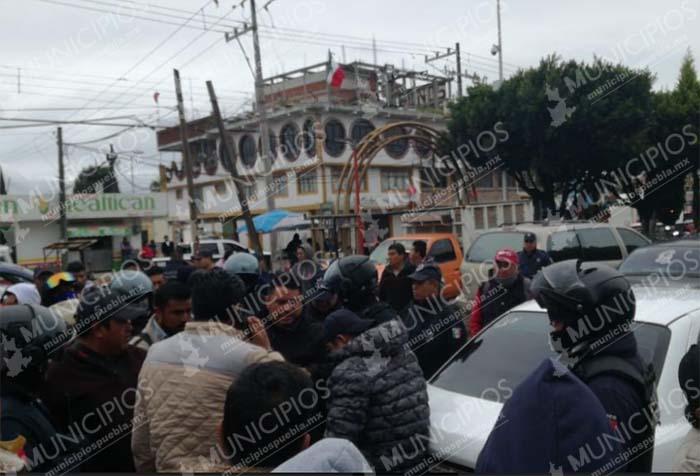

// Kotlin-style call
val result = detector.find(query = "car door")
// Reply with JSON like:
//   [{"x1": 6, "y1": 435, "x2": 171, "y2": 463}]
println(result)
[
  {"x1": 428, "y1": 238, "x2": 460, "y2": 299},
  {"x1": 615, "y1": 227, "x2": 652, "y2": 256}
]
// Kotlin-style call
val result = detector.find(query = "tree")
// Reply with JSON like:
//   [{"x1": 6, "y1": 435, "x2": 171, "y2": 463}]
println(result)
[
  {"x1": 0, "y1": 166, "x2": 7, "y2": 195},
  {"x1": 73, "y1": 165, "x2": 119, "y2": 194},
  {"x1": 149, "y1": 180, "x2": 161, "y2": 192},
  {"x1": 444, "y1": 54, "x2": 654, "y2": 219},
  {"x1": 673, "y1": 49, "x2": 700, "y2": 231}
]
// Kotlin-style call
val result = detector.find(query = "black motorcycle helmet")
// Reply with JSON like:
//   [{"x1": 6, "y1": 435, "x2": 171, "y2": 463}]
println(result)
[
  {"x1": 531, "y1": 260, "x2": 636, "y2": 355},
  {"x1": 1, "y1": 304, "x2": 70, "y2": 384},
  {"x1": 321, "y1": 255, "x2": 378, "y2": 311}
]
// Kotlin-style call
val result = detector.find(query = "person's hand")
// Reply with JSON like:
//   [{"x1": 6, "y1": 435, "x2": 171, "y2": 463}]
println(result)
[{"x1": 247, "y1": 316, "x2": 272, "y2": 351}]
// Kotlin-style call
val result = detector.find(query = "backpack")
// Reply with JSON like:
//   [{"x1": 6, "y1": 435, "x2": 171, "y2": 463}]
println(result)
[{"x1": 574, "y1": 355, "x2": 658, "y2": 472}]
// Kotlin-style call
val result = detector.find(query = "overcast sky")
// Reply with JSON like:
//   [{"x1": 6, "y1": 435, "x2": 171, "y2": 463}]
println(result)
[{"x1": 1, "y1": 0, "x2": 698, "y2": 194}]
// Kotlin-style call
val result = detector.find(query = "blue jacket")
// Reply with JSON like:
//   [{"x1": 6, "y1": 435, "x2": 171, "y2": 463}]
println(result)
[
  {"x1": 476, "y1": 358, "x2": 621, "y2": 474},
  {"x1": 518, "y1": 249, "x2": 552, "y2": 279}
]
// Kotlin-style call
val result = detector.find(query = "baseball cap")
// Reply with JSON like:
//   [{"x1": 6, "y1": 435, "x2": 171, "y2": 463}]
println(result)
[
  {"x1": 34, "y1": 267, "x2": 55, "y2": 280},
  {"x1": 323, "y1": 309, "x2": 375, "y2": 342},
  {"x1": 74, "y1": 285, "x2": 144, "y2": 329},
  {"x1": 494, "y1": 248, "x2": 519, "y2": 266},
  {"x1": 524, "y1": 232, "x2": 537, "y2": 242},
  {"x1": 408, "y1": 263, "x2": 442, "y2": 282}
]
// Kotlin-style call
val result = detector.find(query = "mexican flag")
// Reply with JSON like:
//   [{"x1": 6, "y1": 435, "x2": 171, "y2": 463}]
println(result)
[{"x1": 327, "y1": 62, "x2": 345, "y2": 89}]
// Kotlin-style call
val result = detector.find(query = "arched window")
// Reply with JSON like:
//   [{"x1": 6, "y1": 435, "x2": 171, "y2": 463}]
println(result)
[
  {"x1": 351, "y1": 119, "x2": 375, "y2": 145},
  {"x1": 302, "y1": 119, "x2": 316, "y2": 157},
  {"x1": 239, "y1": 134, "x2": 257, "y2": 168},
  {"x1": 324, "y1": 119, "x2": 346, "y2": 157},
  {"x1": 384, "y1": 126, "x2": 409, "y2": 159},
  {"x1": 414, "y1": 129, "x2": 432, "y2": 158},
  {"x1": 280, "y1": 123, "x2": 300, "y2": 162},
  {"x1": 258, "y1": 133, "x2": 277, "y2": 162}
]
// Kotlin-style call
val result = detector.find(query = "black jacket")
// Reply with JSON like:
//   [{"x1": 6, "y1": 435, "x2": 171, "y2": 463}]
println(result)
[
  {"x1": 324, "y1": 319, "x2": 430, "y2": 472},
  {"x1": 41, "y1": 342, "x2": 146, "y2": 472},
  {"x1": 268, "y1": 309, "x2": 327, "y2": 368},
  {"x1": 400, "y1": 297, "x2": 468, "y2": 379},
  {"x1": 471, "y1": 275, "x2": 530, "y2": 335},
  {"x1": 573, "y1": 332, "x2": 653, "y2": 473},
  {"x1": 1, "y1": 382, "x2": 65, "y2": 473},
  {"x1": 378, "y1": 263, "x2": 416, "y2": 312}
]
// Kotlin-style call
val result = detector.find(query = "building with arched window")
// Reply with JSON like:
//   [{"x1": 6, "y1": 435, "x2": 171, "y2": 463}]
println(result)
[{"x1": 157, "y1": 60, "x2": 526, "y2": 252}]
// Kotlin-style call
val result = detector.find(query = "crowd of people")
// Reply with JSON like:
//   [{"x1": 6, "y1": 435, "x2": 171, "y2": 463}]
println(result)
[{"x1": 0, "y1": 232, "x2": 698, "y2": 474}]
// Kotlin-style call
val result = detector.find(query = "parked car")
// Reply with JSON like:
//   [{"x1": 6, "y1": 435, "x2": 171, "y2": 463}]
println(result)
[
  {"x1": 0, "y1": 263, "x2": 34, "y2": 296},
  {"x1": 619, "y1": 238, "x2": 700, "y2": 288},
  {"x1": 427, "y1": 285, "x2": 700, "y2": 472},
  {"x1": 460, "y1": 221, "x2": 651, "y2": 298},
  {"x1": 151, "y1": 239, "x2": 252, "y2": 267},
  {"x1": 370, "y1": 233, "x2": 464, "y2": 299}
]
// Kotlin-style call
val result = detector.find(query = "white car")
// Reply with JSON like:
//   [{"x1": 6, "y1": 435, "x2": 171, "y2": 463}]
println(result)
[{"x1": 428, "y1": 285, "x2": 700, "y2": 472}]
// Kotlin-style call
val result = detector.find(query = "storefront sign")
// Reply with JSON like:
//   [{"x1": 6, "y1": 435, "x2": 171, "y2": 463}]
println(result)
[{"x1": 0, "y1": 194, "x2": 168, "y2": 222}]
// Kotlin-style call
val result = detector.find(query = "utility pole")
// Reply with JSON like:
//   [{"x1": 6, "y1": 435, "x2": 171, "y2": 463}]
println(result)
[
  {"x1": 57, "y1": 127, "x2": 67, "y2": 240},
  {"x1": 207, "y1": 80, "x2": 263, "y2": 257},
  {"x1": 455, "y1": 42, "x2": 463, "y2": 98},
  {"x1": 497, "y1": 0, "x2": 503, "y2": 81},
  {"x1": 173, "y1": 69, "x2": 198, "y2": 244},
  {"x1": 225, "y1": 0, "x2": 277, "y2": 255}
]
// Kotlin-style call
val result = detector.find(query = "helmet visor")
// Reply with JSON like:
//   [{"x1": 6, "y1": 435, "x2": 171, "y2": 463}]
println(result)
[{"x1": 533, "y1": 260, "x2": 588, "y2": 310}]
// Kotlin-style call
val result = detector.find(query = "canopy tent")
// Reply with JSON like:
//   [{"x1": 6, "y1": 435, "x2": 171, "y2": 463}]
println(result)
[{"x1": 237, "y1": 209, "x2": 310, "y2": 234}]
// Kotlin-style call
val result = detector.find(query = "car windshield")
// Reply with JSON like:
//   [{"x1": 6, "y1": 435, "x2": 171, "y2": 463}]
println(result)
[
  {"x1": 620, "y1": 245, "x2": 700, "y2": 278},
  {"x1": 431, "y1": 311, "x2": 670, "y2": 401},
  {"x1": 467, "y1": 232, "x2": 524, "y2": 262},
  {"x1": 369, "y1": 239, "x2": 414, "y2": 265}
]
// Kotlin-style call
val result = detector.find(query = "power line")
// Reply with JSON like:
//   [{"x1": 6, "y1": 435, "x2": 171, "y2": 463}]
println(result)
[{"x1": 8, "y1": 0, "x2": 218, "y2": 159}]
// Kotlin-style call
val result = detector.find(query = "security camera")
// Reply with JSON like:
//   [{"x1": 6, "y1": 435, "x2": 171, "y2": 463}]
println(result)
[{"x1": 490, "y1": 44, "x2": 500, "y2": 56}]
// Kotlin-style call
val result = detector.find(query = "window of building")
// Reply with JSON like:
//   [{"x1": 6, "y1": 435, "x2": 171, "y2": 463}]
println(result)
[
  {"x1": 303, "y1": 119, "x2": 316, "y2": 157},
  {"x1": 325, "y1": 119, "x2": 346, "y2": 157},
  {"x1": 475, "y1": 172, "x2": 494, "y2": 188},
  {"x1": 414, "y1": 129, "x2": 432, "y2": 158},
  {"x1": 351, "y1": 119, "x2": 374, "y2": 145},
  {"x1": 214, "y1": 182, "x2": 227, "y2": 195},
  {"x1": 380, "y1": 169, "x2": 411, "y2": 192},
  {"x1": 273, "y1": 173, "x2": 289, "y2": 197},
  {"x1": 258, "y1": 133, "x2": 277, "y2": 162},
  {"x1": 330, "y1": 168, "x2": 367, "y2": 192},
  {"x1": 506, "y1": 173, "x2": 517, "y2": 188},
  {"x1": 239, "y1": 134, "x2": 257, "y2": 168},
  {"x1": 175, "y1": 189, "x2": 183, "y2": 200},
  {"x1": 384, "y1": 126, "x2": 409, "y2": 159},
  {"x1": 242, "y1": 181, "x2": 257, "y2": 199},
  {"x1": 419, "y1": 167, "x2": 449, "y2": 190},
  {"x1": 280, "y1": 123, "x2": 300, "y2": 162},
  {"x1": 297, "y1": 169, "x2": 318, "y2": 194}
]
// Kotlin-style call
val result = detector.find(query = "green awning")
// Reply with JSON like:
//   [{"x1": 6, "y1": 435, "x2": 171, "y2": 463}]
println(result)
[{"x1": 67, "y1": 225, "x2": 130, "y2": 238}]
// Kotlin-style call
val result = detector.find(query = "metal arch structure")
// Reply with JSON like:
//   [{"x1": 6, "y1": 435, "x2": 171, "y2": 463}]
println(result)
[{"x1": 334, "y1": 121, "x2": 465, "y2": 216}]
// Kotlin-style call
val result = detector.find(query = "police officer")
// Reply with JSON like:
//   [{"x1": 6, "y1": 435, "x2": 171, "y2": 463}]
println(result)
[
  {"x1": 531, "y1": 260, "x2": 656, "y2": 473},
  {"x1": 517, "y1": 232, "x2": 552, "y2": 279},
  {"x1": 400, "y1": 263, "x2": 466, "y2": 379},
  {"x1": 321, "y1": 255, "x2": 396, "y2": 325},
  {"x1": 224, "y1": 252, "x2": 267, "y2": 319},
  {"x1": 1, "y1": 304, "x2": 70, "y2": 472}
]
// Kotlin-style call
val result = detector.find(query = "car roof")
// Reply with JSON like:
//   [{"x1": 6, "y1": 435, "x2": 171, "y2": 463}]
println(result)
[
  {"x1": 385, "y1": 233, "x2": 455, "y2": 241},
  {"x1": 650, "y1": 238, "x2": 700, "y2": 248},
  {"x1": 0, "y1": 263, "x2": 33, "y2": 279},
  {"x1": 514, "y1": 285, "x2": 700, "y2": 326}
]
